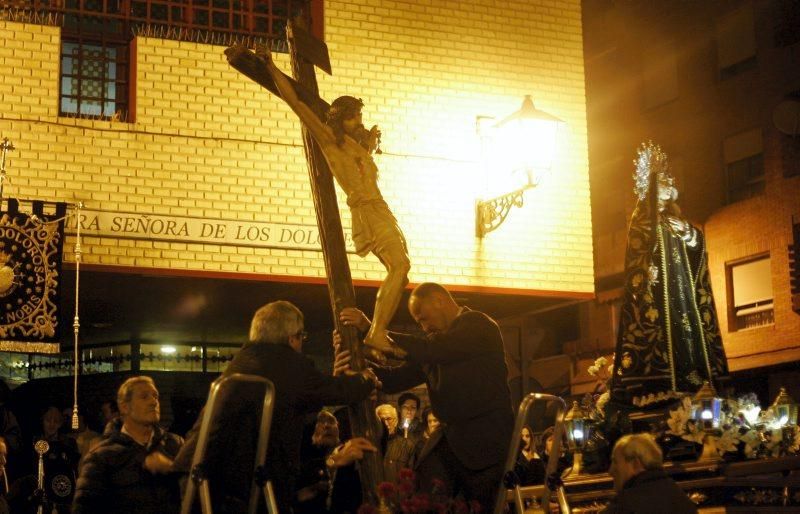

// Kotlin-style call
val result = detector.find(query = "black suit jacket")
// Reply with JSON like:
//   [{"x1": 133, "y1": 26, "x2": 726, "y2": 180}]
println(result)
[
  {"x1": 375, "y1": 309, "x2": 514, "y2": 470},
  {"x1": 174, "y1": 343, "x2": 374, "y2": 513},
  {"x1": 601, "y1": 469, "x2": 698, "y2": 514}
]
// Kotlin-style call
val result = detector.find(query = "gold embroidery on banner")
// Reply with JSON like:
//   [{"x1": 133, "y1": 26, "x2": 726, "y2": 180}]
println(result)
[{"x1": 0, "y1": 212, "x2": 62, "y2": 352}]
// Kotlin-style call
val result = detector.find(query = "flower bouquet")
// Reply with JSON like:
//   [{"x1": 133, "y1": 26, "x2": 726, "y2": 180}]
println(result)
[{"x1": 358, "y1": 469, "x2": 484, "y2": 514}]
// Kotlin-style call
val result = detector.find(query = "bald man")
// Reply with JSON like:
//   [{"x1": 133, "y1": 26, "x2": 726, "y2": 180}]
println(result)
[{"x1": 338, "y1": 282, "x2": 513, "y2": 510}]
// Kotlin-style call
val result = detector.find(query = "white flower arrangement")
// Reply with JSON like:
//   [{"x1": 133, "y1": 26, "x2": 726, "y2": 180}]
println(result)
[
  {"x1": 587, "y1": 356, "x2": 608, "y2": 377},
  {"x1": 664, "y1": 394, "x2": 800, "y2": 459}
]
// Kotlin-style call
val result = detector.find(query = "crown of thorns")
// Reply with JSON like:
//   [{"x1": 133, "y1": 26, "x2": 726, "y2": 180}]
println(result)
[{"x1": 326, "y1": 97, "x2": 364, "y2": 122}]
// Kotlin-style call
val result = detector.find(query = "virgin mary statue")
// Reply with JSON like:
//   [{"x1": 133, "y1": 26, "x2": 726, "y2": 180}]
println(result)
[{"x1": 610, "y1": 142, "x2": 729, "y2": 407}]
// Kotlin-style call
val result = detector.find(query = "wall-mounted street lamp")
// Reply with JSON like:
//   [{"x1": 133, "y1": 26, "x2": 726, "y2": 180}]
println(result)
[{"x1": 475, "y1": 95, "x2": 563, "y2": 238}]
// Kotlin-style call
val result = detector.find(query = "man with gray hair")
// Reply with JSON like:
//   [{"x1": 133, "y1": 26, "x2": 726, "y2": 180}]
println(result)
[
  {"x1": 602, "y1": 434, "x2": 697, "y2": 513},
  {"x1": 175, "y1": 300, "x2": 380, "y2": 514}
]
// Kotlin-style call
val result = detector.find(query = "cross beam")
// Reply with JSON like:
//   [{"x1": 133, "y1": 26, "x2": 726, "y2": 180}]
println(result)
[{"x1": 225, "y1": 18, "x2": 385, "y2": 505}]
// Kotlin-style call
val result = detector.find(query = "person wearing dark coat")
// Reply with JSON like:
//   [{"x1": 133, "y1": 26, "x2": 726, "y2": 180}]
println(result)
[
  {"x1": 602, "y1": 433, "x2": 697, "y2": 514},
  {"x1": 72, "y1": 376, "x2": 184, "y2": 514},
  {"x1": 173, "y1": 300, "x2": 379, "y2": 514},
  {"x1": 338, "y1": 282, "x2": 514, "y2": 511}
]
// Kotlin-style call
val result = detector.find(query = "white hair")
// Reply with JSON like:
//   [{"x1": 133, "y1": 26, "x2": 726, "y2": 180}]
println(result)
[
  {"x1": 613, "y1": 433, "x2": 663, "y2": 470},
  {"x1": 248, "y1": 300, "x2": 304, "y2": 345}
]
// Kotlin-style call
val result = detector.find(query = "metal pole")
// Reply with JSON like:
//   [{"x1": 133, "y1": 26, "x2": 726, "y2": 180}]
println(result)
[{"x1": 0, "y1": 138, "x2": 14, "y2": 204}]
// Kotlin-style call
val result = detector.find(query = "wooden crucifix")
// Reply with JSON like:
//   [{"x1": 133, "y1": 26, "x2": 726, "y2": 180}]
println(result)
[{"x1": 225, "y1": 17, "x2": 411, "y2": 504}]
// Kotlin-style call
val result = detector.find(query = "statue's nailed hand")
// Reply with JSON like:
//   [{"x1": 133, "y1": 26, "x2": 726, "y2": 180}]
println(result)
[{"x1": 255, "y1": 43, "x2": 274, "y2": 68}]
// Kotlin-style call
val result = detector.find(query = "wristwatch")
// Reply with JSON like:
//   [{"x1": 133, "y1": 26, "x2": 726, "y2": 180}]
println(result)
[{"x1": 326, "y1": 455, "x2": 336, "y2": 469}]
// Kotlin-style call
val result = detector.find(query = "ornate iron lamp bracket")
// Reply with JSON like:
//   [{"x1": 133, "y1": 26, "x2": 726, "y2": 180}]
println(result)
[{"x1": 475, "y1": 185, "x2": 532, "y2": 237}]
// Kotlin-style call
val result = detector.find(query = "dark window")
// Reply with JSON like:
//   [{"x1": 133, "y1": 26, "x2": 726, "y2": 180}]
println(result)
[
  {"x1": 774, "y1": 0, "x2": 800, "y2": 47},
  {"x1": 783, "y1": 134, "x2": 800, "y2": 178},
  {"x1": 726, "y1": 153, "x2": 764, "y2": 204}
]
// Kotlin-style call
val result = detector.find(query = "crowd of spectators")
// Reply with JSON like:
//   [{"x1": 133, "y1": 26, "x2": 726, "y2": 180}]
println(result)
[{"x1": 0, "y1": 288, "x2": 700, "y2": 514}]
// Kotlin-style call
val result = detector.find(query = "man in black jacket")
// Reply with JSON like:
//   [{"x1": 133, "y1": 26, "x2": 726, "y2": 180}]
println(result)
[
  {"x1": 174, "y1": 300, "x2": 379, "y2": 514},
  {"x1": 602, "y1": 434, "x2": 697, "y2": 514},
  {"x1": 72, "y1": 376, "x2": 184, "y2": 514},
  {"x1": 338, "y1": 282, "x2": 514, "y2": 509}
]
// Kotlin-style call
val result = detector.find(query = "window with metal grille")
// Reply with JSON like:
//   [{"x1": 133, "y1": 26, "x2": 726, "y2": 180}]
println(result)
[
  {"x1": 60, "y1": 37, "x2": 130, "y2": 119},
  {"x1": 6, "y1": 1, "x2": 318, "y2": 120},
  {"x1": 11, "y1": 0, "x2": 308, "y2": 41}
]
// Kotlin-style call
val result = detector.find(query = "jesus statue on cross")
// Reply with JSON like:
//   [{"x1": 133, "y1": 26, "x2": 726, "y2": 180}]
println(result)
[{"x1": 262, "y1": 48, "x2": 410, "y2": 355}]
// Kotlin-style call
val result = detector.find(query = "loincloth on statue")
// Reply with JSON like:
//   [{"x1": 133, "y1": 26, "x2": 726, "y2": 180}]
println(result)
[{"x1": 349, "y1": 199, "x2": 407, "y2": 259}]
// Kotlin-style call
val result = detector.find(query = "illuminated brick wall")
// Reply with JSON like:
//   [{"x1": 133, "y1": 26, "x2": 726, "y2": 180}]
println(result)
[{"x1": 0, "y1": 0, "x2": 592, "y2": 295}]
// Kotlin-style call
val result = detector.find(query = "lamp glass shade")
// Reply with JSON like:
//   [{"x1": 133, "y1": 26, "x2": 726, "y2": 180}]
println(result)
[
  {"x1": 564, "y1": 401, "x2": 590, "y2": 450},
  {"x1": 770, "y1": 387, "x2": 798, "y2": 427},
  {"x1": 692, "y1": 382, "x2": 723, "y2": 430},
  {"x1": 493, "y1": 96, "x2": 562, "y2": 188}
]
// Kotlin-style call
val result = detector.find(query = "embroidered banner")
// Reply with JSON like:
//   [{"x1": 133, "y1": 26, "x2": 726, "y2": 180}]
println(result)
[{"x1": 0, "y1": 199, "x2": 67, "y2": 354}]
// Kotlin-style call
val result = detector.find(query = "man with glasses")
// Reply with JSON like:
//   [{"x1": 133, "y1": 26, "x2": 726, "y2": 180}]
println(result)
[{"x1": 175, "y1": 300, "x2": 380, "y2": 514}]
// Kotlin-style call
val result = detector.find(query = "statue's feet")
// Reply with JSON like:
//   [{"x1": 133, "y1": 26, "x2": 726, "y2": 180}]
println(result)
[
  {"x1": 364, "y1": 329, "x2": 393, "y2": 354},
  {"x1": 362, "y1": 329, "x2": 393, "y2": 364},
  {"x1": 364, "y1": 345, "x2": 388, "y2": 365}
]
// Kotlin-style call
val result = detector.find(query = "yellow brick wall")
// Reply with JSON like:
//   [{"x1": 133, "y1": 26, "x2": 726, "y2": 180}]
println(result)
[{"x1": 0, "y1": 0, "x2": 593, "y2": 294}]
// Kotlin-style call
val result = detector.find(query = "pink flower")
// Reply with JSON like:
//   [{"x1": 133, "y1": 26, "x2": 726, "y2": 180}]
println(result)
[
  {"x1": 378, "y1": 481, "x2": 397, "y2": 498},
  {"x1": 357, "y1": 505, "x2": 377, "y2": 514},
  {"x1": 398, "y1": 480, "x2": 415, "y2": 496},
  {"x1": 454, "y1": 499, "x2": 469, "y2": 514},
  {"x1": 400, "y1": 499, "x2": 415, "y2": 513},
  {"x1": 398, "y1": 468, "x2": 416, "y2": 481},
  {"x1": 412, "y1": 493, "x2": 431, "y2": 511}
]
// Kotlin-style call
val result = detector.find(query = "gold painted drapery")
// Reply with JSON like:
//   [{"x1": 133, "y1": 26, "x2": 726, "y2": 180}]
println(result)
[{"x1": 611, "y1": 144, "x2": 728, "y2": 407}]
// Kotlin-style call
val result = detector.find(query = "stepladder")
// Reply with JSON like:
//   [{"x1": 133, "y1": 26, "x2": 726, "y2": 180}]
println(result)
[
  {"x1": 494, "y1": 393, "x2": 571, "y2": 514},
  {"x1": 180, "y1": 373, "x2": 279, "y2": 514}
]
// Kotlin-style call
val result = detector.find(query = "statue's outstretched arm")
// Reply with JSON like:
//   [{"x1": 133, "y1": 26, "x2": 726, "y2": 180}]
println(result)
[{"x1": 262, "y1": 48, "x2": 333, "y2": 148}]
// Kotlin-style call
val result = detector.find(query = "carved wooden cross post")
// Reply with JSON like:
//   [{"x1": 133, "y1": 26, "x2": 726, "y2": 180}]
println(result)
[{"x1": 224, "y1": 18, "x2": 384, "y2": 504}]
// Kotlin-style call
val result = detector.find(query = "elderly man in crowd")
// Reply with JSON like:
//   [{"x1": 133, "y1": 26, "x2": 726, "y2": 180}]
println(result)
[
  {"x1": 337, "y1": 282, "x2": 514, "y2": 510},
  {"x1": 174, "y1": 300, "x2": 380, "y2": 514},
  {"x1": 602, "y1": 434, "x2": 697, "y2": 514},
  {"x1": 72, "y1": 376, "x2": 183, "y2": 514},
  {"x1": 375, "y1": 403, "x2": 417, "y2": 483}
]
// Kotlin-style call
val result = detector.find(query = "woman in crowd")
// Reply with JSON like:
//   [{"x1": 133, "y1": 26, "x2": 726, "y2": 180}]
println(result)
[{"x1": 515, "y1": 425, "x2": 545, "y2": 485}]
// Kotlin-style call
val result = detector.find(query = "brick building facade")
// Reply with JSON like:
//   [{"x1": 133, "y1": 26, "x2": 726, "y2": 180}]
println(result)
[{"x1": 568, "y1": 0, "x2": 800, "y2": 398}]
